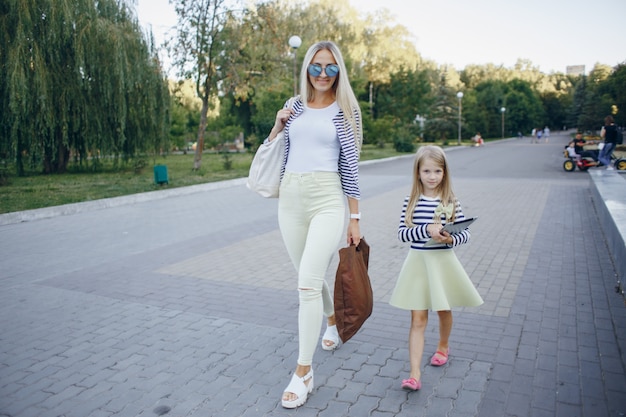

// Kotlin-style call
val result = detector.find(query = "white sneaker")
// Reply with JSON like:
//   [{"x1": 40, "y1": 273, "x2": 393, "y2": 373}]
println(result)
[{"x1": 607, "y1": 166, "x2": 614, "y2": 170}]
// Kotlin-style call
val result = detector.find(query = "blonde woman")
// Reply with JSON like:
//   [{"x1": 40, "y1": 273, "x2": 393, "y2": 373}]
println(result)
[{"x1": 266, "y1": 41, "x2": 362, "y2": 408}]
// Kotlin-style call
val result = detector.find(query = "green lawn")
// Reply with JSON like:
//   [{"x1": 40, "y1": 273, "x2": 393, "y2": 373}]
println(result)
[{"x1": 0, "y1": 144, "x2": 425, "y2": 214}]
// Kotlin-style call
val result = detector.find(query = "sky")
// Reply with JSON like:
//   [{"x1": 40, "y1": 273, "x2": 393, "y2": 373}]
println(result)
[{"x1": 135, "y1": 0, "x2": 626, "y2": 76}]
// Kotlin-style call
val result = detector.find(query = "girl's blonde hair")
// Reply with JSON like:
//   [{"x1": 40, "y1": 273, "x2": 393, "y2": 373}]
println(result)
[
  {"x1": 405, "y1": 145, "x2": 457, "y2": 227},
  {"x1": 299, "y1": 41, "x2": 362, "y2": 150}
]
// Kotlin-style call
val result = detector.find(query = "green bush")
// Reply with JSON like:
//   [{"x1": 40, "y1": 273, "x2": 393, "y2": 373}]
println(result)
[{"x1": 393, "y1": 125, "x2": 416, "y2": 152}]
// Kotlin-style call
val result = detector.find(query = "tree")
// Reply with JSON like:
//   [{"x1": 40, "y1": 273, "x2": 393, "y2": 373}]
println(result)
[
  {"x1": 167, "y1": 0, "x2": 243, "y2": 170},
  {"x1": 605, "y1": 63, "x2": 626, "y2": 126},
  {"x1": 0, "y1": 0, "x2": 169, "y2": 175},
  {"x1": 376, "y1": 67, "x2": 432, "y2": 125},
  {"x1": 463, "y1": 80, "x2": 507, "y2": 138},
  {"x1": 507, "y1": 79, "x2": 544, "y2": 135},
  {"x1": 568, "y1": 76, "x2": 588, "y2": 130},
  {"x1": 169, "y1": 80, "x2": 203, "y2": 151},
  {"x1": 423, "y1": 72, "x2": 457, "y2": 142},
  {"x1": 358, "y1": 10, "x2": 420, "y2": 118},
  {"x1": 541, "y1": 92, "x2": 567, "y2": 132}
]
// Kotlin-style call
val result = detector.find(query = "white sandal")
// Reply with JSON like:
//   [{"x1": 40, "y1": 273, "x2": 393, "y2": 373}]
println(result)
[
  {"x1": 321, "y1": 324, "x2": 340, "y2": 351},
  {"x1": 281, "y1": 369, "x2": 314, "y2": 409}
]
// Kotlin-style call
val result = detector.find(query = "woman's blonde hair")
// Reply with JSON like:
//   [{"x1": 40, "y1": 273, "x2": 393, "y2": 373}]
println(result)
[
  {"x1": 299, "y1": 41, "x2": 362, "y2": 150},
  {"x1": 405, "y1": 146, "x2": 457, "y2": 227}
]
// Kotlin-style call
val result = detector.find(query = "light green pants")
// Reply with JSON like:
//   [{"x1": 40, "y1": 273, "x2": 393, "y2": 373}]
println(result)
[{"x1": 278, "y1": 171, "x2": 346, "y2": 366}]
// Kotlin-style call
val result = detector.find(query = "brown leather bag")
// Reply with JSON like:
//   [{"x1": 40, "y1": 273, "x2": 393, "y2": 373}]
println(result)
[{"x1": 333, "y1": 238, "x2": 373, "y2": 343}]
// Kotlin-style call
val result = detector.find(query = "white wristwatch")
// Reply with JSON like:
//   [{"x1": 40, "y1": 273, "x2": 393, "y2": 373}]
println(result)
[{"x1": 350, "y1": 212, "x2": 361, "y2": 220}]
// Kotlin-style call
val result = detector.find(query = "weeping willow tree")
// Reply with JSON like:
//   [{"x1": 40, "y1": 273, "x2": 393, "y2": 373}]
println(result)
[{"x1": 0, "y1": 0, "x2": 170, "y2": 175}]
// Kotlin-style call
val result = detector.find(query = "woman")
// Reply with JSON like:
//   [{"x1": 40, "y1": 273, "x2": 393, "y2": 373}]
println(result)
[
  {"x1": 598, "y1": 115, "x2": 618, "y2": 169},
  {"x1": 266, "y1": 41, "x2": 362, "y2": 408}
]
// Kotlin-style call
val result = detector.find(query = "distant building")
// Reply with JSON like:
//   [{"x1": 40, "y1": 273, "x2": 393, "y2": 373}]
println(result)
[{"x1": 566, "y1": 65, "x2": 585, "y2": 76}]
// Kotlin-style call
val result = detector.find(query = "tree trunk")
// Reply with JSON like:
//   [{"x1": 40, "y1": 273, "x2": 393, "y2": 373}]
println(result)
[
  {"x1": 193, "y1": 98, "x2": 210, "y2": 170},
  {"x1": 369, "y1": 82, "x2": 374, "y2": 118}
]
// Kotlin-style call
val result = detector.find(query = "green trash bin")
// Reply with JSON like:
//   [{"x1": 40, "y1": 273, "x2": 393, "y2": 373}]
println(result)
[{"x1": 154, "y1": 165, "x2": 169, "y2": 184}]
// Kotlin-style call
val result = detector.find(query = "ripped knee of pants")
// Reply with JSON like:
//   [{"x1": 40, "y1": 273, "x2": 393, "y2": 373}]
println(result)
[{"x1": 298, "y1": 287, "x2": 321, "y2": 302}]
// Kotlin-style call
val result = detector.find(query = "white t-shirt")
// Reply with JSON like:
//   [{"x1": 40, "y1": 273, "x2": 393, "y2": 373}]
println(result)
[
  {"x1": 566, "y1": 146, "x2": 578, "y2": 157},
  {"x1": 285, "y1": 102, "x2": 340, "y2": 173}
]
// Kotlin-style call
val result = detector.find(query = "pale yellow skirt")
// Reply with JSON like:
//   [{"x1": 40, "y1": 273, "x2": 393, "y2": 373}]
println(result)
[{"x1": 389, "y1": 249, "x2": 484, "y2": 311}]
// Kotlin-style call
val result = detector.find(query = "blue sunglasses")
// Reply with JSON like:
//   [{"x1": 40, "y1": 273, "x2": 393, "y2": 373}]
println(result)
[{"x1": 307, "y1": 64, "x2": 339, "y2": 77}]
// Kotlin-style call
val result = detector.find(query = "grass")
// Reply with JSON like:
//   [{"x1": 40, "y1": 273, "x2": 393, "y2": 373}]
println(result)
[{"x1": 0, "y1": 144, "x2": 419, "y2": 214}]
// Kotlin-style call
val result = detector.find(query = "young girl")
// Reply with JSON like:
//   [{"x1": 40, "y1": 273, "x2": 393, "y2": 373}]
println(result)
[{"x1": 389, "y1": 145, "x2": 483, "y2": 391}]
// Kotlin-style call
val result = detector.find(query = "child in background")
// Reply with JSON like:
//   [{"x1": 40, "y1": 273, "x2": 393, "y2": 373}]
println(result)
[
  {"x1": 389, "y1": 145, "x2": 483, "y2": 391},
  {"x1": 565, "y1": 141, "x2": 580, "y2": 160}
]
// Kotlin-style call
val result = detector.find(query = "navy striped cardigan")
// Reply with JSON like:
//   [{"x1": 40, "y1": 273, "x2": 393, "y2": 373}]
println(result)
[{"x1": 279, "y1": 97, "x2": 361, "y2": 200}]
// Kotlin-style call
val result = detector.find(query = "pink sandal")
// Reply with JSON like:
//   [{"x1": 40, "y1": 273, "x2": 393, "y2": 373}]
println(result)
[
  {"x1": 401, "y1": 377, "x2": 421, "y2": 391},
  {"x1": 430, "y1": 349, "x2": 449, "y2": 366}
]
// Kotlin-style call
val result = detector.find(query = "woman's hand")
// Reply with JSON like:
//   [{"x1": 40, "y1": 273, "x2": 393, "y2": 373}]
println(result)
[
  {"x1": 347, "y1": 220, "x2": 361, "y2": 246},
  {"x1": 268, "y1": 107, "x2": 293, "y2": 141}
]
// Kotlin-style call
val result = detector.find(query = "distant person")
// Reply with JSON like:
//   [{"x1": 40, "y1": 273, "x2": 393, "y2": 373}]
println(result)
[
  {"x1": 536, "y1": 128, "x2": 543, "y2": 143},
  {"x1": 389, "y1": 146, "x2": 483, "y2": 392},
  {"x1": 573, "y1": 133, "x2": 599, "y2": 160},
  {"x1": 543, "y1": 126, "x2": 550, "y2": 143},
  {"x1": 598, "y1": 115, "x2": 618, "y2": 169},
  {"x1": 471, "y1": 132, "x2": 483, "y2": 146},
  {"x1": 565, "y1": 141, "x2": 580, "y2": 160},
  {"x1": 517, "y1": 131, "x2": 523, "y2": 140}
]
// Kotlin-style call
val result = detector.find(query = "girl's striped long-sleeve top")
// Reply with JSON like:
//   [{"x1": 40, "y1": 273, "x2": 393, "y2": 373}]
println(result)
[{"x1": 398, "y1": 195, "x2": 471, "y2": 250}]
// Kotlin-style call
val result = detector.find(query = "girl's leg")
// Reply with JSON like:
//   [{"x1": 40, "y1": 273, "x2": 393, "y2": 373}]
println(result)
[
  {"x1": 408, "y1": 310, "x2": 428, "y2": 381},
  {"x1": 436, "y1": 310, "x2": 453, "y2": 353}
]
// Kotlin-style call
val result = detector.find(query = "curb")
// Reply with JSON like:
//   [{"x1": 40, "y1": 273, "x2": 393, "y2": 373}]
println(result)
[{"x1": 0, "y1": 178, "x2": 247, "y2": 226}]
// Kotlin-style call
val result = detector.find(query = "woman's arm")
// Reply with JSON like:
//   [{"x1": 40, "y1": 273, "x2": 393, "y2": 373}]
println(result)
[{"x1": 347, "y1": 197, "x2": 361, "y2": 246}]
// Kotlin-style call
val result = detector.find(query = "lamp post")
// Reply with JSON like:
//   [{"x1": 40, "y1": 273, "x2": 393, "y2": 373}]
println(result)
[
  {"x1": 500, "y1": 107, "x2": 506, "y2": 139},
  {"x1": 456, "y1": 92, "x2": 464, "y2": 145},
  {"x1": 288, "y1": 35, "x2": 302, "y2": 96}
]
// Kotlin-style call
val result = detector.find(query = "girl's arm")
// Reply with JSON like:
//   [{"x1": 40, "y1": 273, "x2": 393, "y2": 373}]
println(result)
[{"x1": 397, "y1": 201, "x2": 430, "y2": 242}]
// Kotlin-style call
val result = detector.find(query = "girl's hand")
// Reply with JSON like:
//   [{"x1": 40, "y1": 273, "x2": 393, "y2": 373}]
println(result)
[
  {"x1": 268, "y1": 107, "x2": 293, "y2": 141},
  {"x1": 427, "y1": 223, "x2": 443, "y2": 238},
  {"x1": 427, "y1": 224, "x2": 451, "y2": 244},
  {"x1": 347, "y1": 220, "x2": 361, "y2": 246}
]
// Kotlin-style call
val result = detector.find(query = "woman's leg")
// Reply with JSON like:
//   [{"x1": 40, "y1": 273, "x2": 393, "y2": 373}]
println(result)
[
  {"x1": 278, "y1": 173, "x2": 344, "y2": 402},
  {"x1": 599, "y1": 143, "x2": 615, "y2": 166},
  {"x1": 322, "y1": 311, "x2": 337, "y2": 349},
  {"x1": 408, "y1": 310, "x2": 428, "y2": 381},
  {"x1": 295, "y1": 205, "x2": 344, "y2": 363}
]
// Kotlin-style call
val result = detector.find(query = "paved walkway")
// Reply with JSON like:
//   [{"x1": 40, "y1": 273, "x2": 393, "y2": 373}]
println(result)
[{"x1": 1, "y1": 133, "x2": 625, "y2": 417}]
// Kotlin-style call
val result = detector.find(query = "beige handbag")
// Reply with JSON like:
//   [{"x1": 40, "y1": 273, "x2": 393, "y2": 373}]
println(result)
[
  {"x1": 246, "y1": 130, "x2": 285, "y2": 198},
  {"x1": 246, "y1": 97, "x2": 295, "y2": 198}
]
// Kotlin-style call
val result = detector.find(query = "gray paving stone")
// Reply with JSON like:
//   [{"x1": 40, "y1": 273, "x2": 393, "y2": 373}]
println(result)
[{"x1": 1, "y1": 135, "x2": 626, "y2": 417}]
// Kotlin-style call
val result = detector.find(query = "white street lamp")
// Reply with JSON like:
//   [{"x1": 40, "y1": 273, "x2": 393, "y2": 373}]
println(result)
[
  {"x1": 500, "y1": 107, "x2": 506, "y2": 139},
  {"x1": 288, "y1": 36, "x2": 302, "y2": 96},
  {"x1": 456, "y1": 92, "x2": 464, "y2": 145}
]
